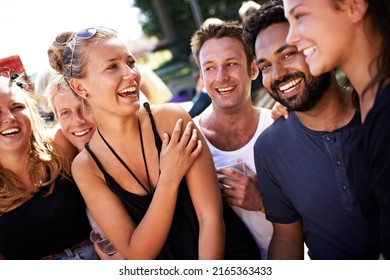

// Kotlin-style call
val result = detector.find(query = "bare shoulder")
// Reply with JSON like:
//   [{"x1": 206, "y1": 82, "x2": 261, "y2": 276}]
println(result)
[
  {"x1": 142, "y1": 102, "x2": 192, "y2": 132},
  {"x1": 148, "y1": 102, "x2": 189, "y2": 118},
  {"x1": 71, "y1": 148, "x2": 109, "y2": 199},
  {"x1": 72, "y1": 148, "x2": 91, "y2": 167},
  {"x1": 71, "y1": 148, "x2": 96, "y2": 177}
]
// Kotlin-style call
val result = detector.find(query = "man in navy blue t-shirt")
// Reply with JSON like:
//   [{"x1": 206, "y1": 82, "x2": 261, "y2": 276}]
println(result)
[{"x1": 243, "y1": 1, "x2": 375, "y2": 259}]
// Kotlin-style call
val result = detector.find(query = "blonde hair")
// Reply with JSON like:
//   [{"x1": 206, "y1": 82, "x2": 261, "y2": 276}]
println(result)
[
  {"x1": 0, "y1": 73, "x2": 66, "y2": 213},
  {"x1": 44, "y1": 74, "x2": 76, "y2": 120}
]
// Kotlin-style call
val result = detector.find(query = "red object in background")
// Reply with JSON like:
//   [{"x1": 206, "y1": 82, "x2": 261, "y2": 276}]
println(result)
[
  {"x1": 0, "y1": 55, "x2": 26, "y2": 74},
  {"x1": 0, "y1": 55, "x2": 32, "y2": 89}
]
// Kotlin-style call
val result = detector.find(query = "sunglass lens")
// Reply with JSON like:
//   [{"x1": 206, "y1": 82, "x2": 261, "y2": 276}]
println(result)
[{"x1": 76, "y1": 28, "x2": 97, "y2": 39}]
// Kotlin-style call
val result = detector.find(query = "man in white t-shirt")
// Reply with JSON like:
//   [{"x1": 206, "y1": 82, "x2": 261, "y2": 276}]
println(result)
[{"x1": 190, "y1": 21, "x2": 273, "y2": 259}]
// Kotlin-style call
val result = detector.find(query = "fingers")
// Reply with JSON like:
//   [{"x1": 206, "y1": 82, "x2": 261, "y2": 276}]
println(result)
[
  {"x1": 221, "y1": 187, "x2": 243, "y2": 208},
  {"x1": 216, "y1": 166, "x2": 245, "y2": 178},
  {"x1": 185, "y1": 126, "x2": 200, "y2": 153},
  {"x1": 168, "y1": 119, "x2": 196, "y2": 146},
  {"x1": 167, "y1": 120, "x2": 201, "y2": 156},
  {"x1": 169, "y1": 118, "x2": 184, "y2": 144},
  {"x1": 271, "y1": 102, "x2": 289, "y2": 120},
  {"x1": 191, "y1": 138, "x2": 202, "y2": 159},
  {"x1": 161, "y1": 132, "x2": 169, "y2": 152},
  {"x1": 159, "y1": 119, "x2": 202, "y2": 184},
  {"x1": 221, "y1": 182, "x2": 263, "y2": 211}
]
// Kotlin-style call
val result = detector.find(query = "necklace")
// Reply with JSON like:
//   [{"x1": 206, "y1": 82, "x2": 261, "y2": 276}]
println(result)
[{"x1": 97, "y1": 117, "x2": 152, "y2": 194}]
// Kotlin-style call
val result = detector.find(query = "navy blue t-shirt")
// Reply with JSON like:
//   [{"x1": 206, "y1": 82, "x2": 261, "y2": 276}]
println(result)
[{"x1": 254, "y1": 111, "x2": 373, "y2": 259}]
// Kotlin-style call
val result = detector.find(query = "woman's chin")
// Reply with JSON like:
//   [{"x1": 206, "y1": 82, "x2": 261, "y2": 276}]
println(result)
[{"x1": 307, "y1": 61, "x2": 329, "y2": 77}]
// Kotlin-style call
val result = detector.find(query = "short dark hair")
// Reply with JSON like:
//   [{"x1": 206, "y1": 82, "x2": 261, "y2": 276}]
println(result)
[{"x1": 243, "y1": 0, "x2": 286, "y2": 57}]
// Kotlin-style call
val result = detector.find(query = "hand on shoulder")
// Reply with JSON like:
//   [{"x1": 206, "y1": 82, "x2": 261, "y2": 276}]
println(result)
[{"x1": 271, "y1": 102, "x2": 289, "y2": 121}]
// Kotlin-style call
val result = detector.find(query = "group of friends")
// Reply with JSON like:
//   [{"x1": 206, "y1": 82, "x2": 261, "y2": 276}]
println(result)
[{"x1": 0, "y1": 0, "x2": 388, "y2": 260}]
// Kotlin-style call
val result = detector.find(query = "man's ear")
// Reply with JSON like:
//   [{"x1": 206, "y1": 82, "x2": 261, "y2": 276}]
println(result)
[
  {"x1": 250, "y1": 59, "x2": 259, "y2": 80},
  {"x1": 348, "y1": 0, "x2": 369, "y2": 24},
  {"x1": 69, "y1": 78, "x2": 88, "y2": 99},
  {"x1": 199, "y1": 71, "x2": 204, "y2": 85}
]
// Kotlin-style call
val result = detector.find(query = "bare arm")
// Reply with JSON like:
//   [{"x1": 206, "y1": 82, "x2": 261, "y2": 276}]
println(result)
[
  {"x1": 154, "y1": 104, "x2": 224, "y2": 259},
  {"x1": 268, "y1": 220, "x2": 304, "y2": 259},
  {"x1": 181, "y1": 113, "x2": 225, "y2": 259}
]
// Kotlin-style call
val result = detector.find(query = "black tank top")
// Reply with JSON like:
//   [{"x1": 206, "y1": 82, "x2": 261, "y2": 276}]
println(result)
[
  {"x1": 0, "y1": 176, "x2": 91, "y2": 259},
  {"x1": 85, "y1": 103, "x2": 260, "y2": 259}
]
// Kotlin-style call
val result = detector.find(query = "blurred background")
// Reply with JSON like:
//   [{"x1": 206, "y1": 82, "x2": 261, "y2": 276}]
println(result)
[{"x1": 0, "y1": 0, "x2": 267, "y2": 96}]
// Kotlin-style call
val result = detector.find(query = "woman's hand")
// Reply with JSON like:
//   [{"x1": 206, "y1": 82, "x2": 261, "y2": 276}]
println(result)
[
  {"x1": 159, "y1": 119, "x2": 202, "y2": 186},
  {"x1": 271, "y1": 102, "x2": 289, "y2": 121}
]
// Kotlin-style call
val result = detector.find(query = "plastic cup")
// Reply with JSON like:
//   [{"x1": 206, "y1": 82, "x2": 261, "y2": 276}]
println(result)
[
  {"x1": 89, "y1": 230, "x2": 117, "y2": 256},
  {"x1": 215, "y1": 158, "x2": 246, "y2": 188},
  {"x1": 215, "y1": 158, "x2": 246, "y2": 173}
]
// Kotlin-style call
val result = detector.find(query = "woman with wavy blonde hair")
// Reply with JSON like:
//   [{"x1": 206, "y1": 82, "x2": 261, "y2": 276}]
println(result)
[{"x1": 0, "y1": 71, "x2": 97, "y2": 260}]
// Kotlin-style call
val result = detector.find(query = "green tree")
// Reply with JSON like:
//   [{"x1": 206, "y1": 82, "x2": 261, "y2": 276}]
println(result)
[{"x1": 133, "y1": 0, "x2": 266, "y2": 62}]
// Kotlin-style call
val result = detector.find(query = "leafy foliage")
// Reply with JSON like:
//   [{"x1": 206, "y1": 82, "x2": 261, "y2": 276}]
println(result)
[{"x1": 133, "y1": 0, "x2": 266, "y2": 61}]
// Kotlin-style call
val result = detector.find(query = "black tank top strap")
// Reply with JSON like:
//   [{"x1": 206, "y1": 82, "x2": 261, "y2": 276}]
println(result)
[
  {"x1": 143, "y1": 102, "x2": 162, "y2": 153},
  {"x1": 84, "y1": 142, "x2": 107, "y2": 175}
]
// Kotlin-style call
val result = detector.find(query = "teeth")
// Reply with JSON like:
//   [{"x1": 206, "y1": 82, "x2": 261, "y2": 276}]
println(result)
[
  {"x1": 303, "y1": 46, "x2": 316, "y2": 57},
  {"x1": 218, "y1": 86, "x2": 234, "y2": 93},
  {"x1": 279, "y1": 78, "x2": 302, "y2": 93},
  {"x1": 1, "y1": 127, "x2": 20, "y2": 135},
  {"x1": 73, "y1": 129, "x2": 90, "y2": 137},
  {"x1": 119, "y1": 87, "x2": 136, "y2": 94}
]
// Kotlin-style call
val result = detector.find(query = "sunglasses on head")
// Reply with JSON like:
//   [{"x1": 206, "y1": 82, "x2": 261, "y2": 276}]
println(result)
[
  {"x1": 69, "y1": 27, "x2": 116, "y2": 78},
  {"x1": 75, "y1": 28, "x2": 98, "y2": 40},
  {"x1": 69, "y1": 28, "x2": 97, "y2": 78}
]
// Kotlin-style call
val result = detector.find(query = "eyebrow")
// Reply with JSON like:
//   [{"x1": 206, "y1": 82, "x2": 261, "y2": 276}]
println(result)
[
  {"x1": 102, "y1": 54, "x2": 131, "y2": 64},
  {"x1": 286, "y1": 4, "x2": 299, "y2": 17},
  {"x1": 202, "y1": 56, "x2": 240, "y2": 67},
  {"x1": 256, "y1": 44, "x2": 291, "y2": 65}
]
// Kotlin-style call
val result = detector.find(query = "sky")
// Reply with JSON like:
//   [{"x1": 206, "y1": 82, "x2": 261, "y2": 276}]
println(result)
[{"x1": 0, "y1": 0, "x2": 143, "y2": 75}]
